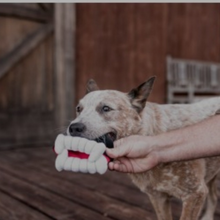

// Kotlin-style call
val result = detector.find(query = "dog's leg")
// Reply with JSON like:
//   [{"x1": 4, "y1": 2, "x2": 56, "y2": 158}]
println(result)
[
  {"x1": 180, "y1": 184, "x2": 208, "y2": 220},
  {"x1": 200, "y1": 176, "x2": 218, "y2": 220},
  {"x1": 147, "y1": 192, "x2": 172, "y2": 220}
]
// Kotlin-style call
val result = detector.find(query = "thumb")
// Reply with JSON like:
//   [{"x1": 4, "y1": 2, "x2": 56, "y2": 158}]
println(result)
[{"x1": 106, "y1": 138, "x2": 129, "y2": 158}]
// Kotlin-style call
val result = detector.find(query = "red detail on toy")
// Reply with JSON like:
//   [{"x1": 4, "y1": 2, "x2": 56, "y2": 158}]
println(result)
[
  {"x1": 68, "y1": 150, "x2": 111, "y2": 162},
  {"x1": 53, "y1": 147, "x2": 111, "y2": 163},
  {"x1": 68, "y1": 150, "x2": 89, "y2": 159}
]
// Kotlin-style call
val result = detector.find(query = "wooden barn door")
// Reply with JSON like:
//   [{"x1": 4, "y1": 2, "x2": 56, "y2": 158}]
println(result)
[
  {"x1": 75, "y1": 4, "x2": 167, "y2": 104},
  {"x1": 0, "y1": 3, "x2": 75, "y2": 149}
]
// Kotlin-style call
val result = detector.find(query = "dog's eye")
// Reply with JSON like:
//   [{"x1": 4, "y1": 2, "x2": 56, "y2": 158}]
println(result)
[{"x1": 102, "y1": 106, "x2": 111, "y2": 112}]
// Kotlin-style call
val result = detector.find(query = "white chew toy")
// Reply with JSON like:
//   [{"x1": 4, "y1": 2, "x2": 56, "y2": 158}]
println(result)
[{"x1": 54, "y1": 134, "x2": 109, "y2": 174}]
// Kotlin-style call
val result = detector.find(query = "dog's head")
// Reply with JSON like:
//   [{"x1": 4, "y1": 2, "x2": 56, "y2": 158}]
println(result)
[{"x1": 67, "y1": 77, "x2": 155, "y2": 147}]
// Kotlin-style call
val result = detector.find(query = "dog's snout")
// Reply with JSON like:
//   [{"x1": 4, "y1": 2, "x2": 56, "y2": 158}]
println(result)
[{"x1": 69, "y1": 123, "x2": 86, "y2": 136}]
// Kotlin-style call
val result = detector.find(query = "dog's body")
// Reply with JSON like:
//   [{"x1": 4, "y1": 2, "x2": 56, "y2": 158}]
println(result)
[
  {"x1": 68, "y1": 78, "x2": 220, "y2": 220},
  {"x1": 129, "y1": 99, "x2": 220, "y2": 220}
]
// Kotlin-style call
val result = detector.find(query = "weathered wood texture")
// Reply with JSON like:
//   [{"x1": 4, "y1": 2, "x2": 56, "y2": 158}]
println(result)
[
  {"x1": 1, "y1": 3, "x2": 220, "y2": 148},
  {"x1": 75, "y1": 3, "x2": 220, "y2": 104},
  {"x1": 55, "y1": 3, "x2": 75, "y2": 128},
  {"x1": 75, "y1": 3, "x2": 167, "y2": 104},
  {"x1": 0, "y1": 4, "x2": 56, "y2": 148},
  {"x1": 167, "y1": 3, "x2": 220, "y2": 62},
  {"x1": 0, "y1": 23, "x2": 53, "y2": 79},
  {"x1": 0, "y1": 3, "x2": 53, "y2": 23},
  {"x1": 0, "y1": 32, "x2": 55, "y2": 147},
  {"x1": 0, "y1": 147, "x2": 220, "y2": 220}
]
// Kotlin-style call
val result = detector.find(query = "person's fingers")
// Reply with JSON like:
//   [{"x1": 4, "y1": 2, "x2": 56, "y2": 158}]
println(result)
[
  {"x1": 106, "y1": 138, "x2": 131, "y2": 158},
  {"x1": 113, "y1": 138, "x2": 125, "y2": 148},
  {"x1": 108, "y1": 159, "x2": 134, "y2": 173},
  {"x1": 108, "y1": 161, "x2": 115, "y2": 170},
  {"x1": 108, "y1": 160, "x2": 126, "y2": 172},
  {"x1": 112, "y1": 161, "x2": 132, "y2": 173},
  {"x1": 108, "y1": 160, "x2": 122, "y2": 170},
  {"x1": 108, "y1": 152, "x2": 159, "y2": 173}
]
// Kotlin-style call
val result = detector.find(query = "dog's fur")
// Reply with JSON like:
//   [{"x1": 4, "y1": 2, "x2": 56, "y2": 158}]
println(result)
[{"x1": 68, "y1": 77, "x2": 220, "y2": 220}]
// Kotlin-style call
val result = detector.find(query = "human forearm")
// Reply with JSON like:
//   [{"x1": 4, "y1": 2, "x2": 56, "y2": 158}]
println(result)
[
  {"x1": 153, "y1": 114, "x2": 220, "y2": 164},
  {"x1": 107, "y1": 114, "x2": 220, "y2": 173}
]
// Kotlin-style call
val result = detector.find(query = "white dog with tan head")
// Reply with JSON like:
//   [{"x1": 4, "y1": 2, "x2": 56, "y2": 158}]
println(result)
[{"x1": 67, "y1": 77, "x2": 220, "y2": 220}]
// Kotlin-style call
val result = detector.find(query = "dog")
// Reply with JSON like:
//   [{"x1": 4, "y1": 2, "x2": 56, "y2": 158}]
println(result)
[{"x1": 67, "y1": 77, "x2": 220, "y2": 220}]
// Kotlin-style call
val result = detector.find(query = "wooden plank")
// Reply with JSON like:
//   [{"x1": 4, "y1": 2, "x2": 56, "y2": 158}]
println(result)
[
  {"x1": 0, "y1": 148, "x2": 184, "y2": 219},
  {"x1": 10, "y1": 148, "x2": 183, "y2": 219},
  {"x1": 4, "y1": 148, "x2": 220, "y2": 219},
  {"x1": 6, "y1": 148, "x2": 220, "y2": 219},
  {"x1": 1, "y1": 146, "x2": 138, "y2": 189},
  {"x1": 55, "y1": 3, "x2": 75, "y2": 127},
  {"x1": 55, "y1": 4, "x2": 66, "y2": 127},
  {"x1": 44, "y1": 34, "x2": 55, "y2": 111},
  {"x1": 64, "y1": 3, "x2": 75, "y2": 118},
  {"x1": 0, "y1": 23, "x2": 53, "y2": 80},
  {"x1": 0, "y1": 191, "x2": 51, "y2": 220},
  {"x1": 0, "y1": 149, "x2": 155, "y2": 220},
  {"x1": 0, "y1": 170, "x2": 109, "y2": 220},
  {"x1": 9, "y1": 148, "x2": 150, "y2": 208},
  {"x1": 0, "y1": 4, "x2": 52, "y2": 23}
]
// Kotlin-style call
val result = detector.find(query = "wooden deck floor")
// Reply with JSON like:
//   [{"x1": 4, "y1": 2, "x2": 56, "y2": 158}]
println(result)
[{"x1": 0, "y1": 147, "x2": 220, "y2": 220}]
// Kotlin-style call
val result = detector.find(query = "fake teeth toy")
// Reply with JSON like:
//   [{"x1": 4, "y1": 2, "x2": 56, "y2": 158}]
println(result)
[{"x1": 54, "y1": 134, "x2": 112, "y2": 175}]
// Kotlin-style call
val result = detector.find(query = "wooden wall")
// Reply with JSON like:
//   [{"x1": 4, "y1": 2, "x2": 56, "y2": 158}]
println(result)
[
  {"x1": 75, "y1": 3, "x2": 220, "y2": 104},
  {"x1": 0, "y1": 3, "x2": 220, "y2": 147},
  {"x1": 167, "y1": 4, "x2": 220, "y2": 62},
  {"x1": 75, "y1": 3, "x2": 167, "y2": 104},
  {"x1": 0, "y1": 4, "x2": 56, "y2": 148},
  {"x1": 0, "y1": 3, "x2": 75, "y2": 148}
]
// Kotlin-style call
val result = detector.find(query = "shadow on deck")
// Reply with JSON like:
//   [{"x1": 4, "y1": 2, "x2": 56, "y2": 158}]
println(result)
[{"x1": 0, "y1": 147, "x2": 219, "y2": 220}]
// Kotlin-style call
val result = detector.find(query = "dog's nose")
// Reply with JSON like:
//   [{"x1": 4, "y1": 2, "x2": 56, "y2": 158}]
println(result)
[{"x1": 69, "y1": 123, "x2": 86, "y2": 136}]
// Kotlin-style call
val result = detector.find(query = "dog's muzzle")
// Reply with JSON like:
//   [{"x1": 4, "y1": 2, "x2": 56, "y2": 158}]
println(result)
[{"x1": 68, "y1": 122, "x2": 116, "y2": 149}]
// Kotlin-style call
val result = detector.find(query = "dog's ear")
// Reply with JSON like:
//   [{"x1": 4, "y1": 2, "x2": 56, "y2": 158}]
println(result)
[
  {"x1": 86, "y1": 79, "x2": 99, "y2": 94},
  {"x1": 128, "y1": 76, "x2": 156, "y2": 113}
]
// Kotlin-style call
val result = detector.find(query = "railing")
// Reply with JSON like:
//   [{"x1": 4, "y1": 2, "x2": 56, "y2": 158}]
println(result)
[{"x1": 167, "y1": 56, "x2": 220, "y2": 103}]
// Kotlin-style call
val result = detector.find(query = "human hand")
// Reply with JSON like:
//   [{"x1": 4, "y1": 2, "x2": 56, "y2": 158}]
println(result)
[{"x1": 106, "y1": 135, "x2": 160, "y2": 173}]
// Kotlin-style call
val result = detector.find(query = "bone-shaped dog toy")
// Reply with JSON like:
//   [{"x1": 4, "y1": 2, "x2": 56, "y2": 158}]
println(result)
[{"x1": 54, "y1": 134, "x2": 111, "y2": 174}]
